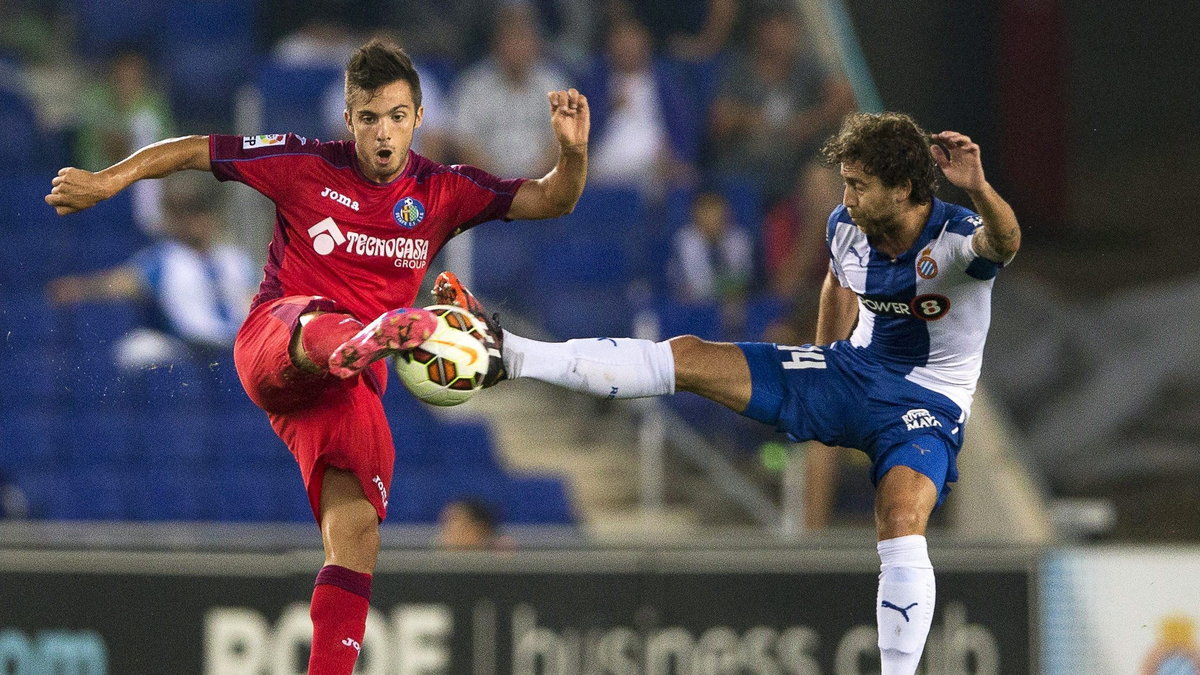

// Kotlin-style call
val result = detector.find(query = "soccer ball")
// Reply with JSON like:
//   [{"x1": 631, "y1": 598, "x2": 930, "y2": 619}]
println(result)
[{"x1": 394, "y1": 305, "x2": 488, "y2": 406}]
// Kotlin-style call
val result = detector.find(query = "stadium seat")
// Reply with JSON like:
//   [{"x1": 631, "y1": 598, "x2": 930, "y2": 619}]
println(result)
[
  {"x1": 253, "y1": 61, "x2": 344, "y2": 138},
  {"x1": 436, "y1": 420, "x2": 503, "y2": 472},
  {"x1": 656, "y1": 298, "x2": 723, "y2": 342},
  {"x1": 16, "y1": 465, "x2": 132, "y2": 520},
  {"x1": 0, "y1": 293, "x2": 62, "y2": 349},
  {"x1": 158, "y1": 0, "x2": 255, "y2": 126},
  {"x1": 0, "y1": 91, "x2": 46, "y2": 174},
  {"x1": 276, "y1": 470, "x2": 318, "y2": 522},
  {"x1": 135, "y1": 408, "x2": 213, "y2": 463},
  {"x1": 0, "y1": 346, "x2": 66, "y2": 408},
  {"x1": 0, "y1": 408, "x2": 65, "y2": 470},
  {"x1": 72, "y1": 0, "x2": 164, "y2": 60},
  {"x1": 129, "y1": 463, "x2": 212, "y2": 521},
  {"x1": 467, "y1": 221, "x2": 545, "y2": 314},
  {"x1": 61, "y1": 301, "x2": 141, "y2": 350},
  {"x1": 212, "y1": 461, "x2": 295, "y2": 522},
  {"x1": 204, "y1": 354, "x2": 250, "y2": 410},
  {"x1": 208, "y1": 408, "x2": 285, "y2": 465},
  {"x1": 505, "y1": 475, "x2": 575, "y2": 524},
  {"x1": 62, "y1": 407, "x2": 137, "y2": 466},
  {"x1": 2, "y1": 225, "x2": 79, "y2": 292},
  {"x1": 534, "y1": 286, "x2": 634, "y2": 340},
  {"x1": 130, "y1": 358, "x2": 209, "y2": 409}
]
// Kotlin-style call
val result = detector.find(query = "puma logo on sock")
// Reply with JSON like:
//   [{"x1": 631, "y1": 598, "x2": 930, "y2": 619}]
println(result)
[{"x1": 881, "y1": 600, "x2": 918, "y2": 622}]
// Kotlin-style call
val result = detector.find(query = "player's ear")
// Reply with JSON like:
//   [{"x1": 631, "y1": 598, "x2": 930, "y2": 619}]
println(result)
[
  {"x1": 414, "y1": 105, "x2": 424, "y2": 130},
  {"x1": 343, "y1": 108, "x2": 353, "y2": 134}
]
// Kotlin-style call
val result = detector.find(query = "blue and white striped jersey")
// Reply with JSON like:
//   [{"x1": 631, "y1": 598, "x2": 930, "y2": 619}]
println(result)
[
  {"x1": 130, "y1": 240, "x2": 256, "y2": 348},
  {"x1": 827, "y1": 198, "x2": 1007, "y2": 416}
]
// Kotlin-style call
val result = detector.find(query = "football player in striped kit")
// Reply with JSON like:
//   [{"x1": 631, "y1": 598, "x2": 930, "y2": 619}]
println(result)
[{"x1": 440, "y1": 111, "x2": 1020, "y2": 675}]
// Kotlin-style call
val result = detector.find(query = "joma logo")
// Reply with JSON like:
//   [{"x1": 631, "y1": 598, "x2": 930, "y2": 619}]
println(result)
[{"x1": 321, "y1": 186, "x2": 360, "y2": 212}]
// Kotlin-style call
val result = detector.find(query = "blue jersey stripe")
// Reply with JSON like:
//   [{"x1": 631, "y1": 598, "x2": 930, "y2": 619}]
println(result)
[{"x1": 864, "y1": 247, "x2": 929, "y2": 367}]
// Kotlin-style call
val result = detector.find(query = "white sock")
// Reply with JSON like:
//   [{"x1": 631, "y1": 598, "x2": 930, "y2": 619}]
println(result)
[
  {"x1": 876, "y1": 535, "x2": 935, "y2": 675},
  {"x1": 502, "y1": 331, "x2": 675, "y2": 399}
]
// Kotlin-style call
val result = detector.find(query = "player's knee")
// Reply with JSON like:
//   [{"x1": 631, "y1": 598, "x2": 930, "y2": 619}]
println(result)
[
  {"x1": 875, "y1": 503, "x2": 927, "y2": 539},
  {"x1": 667, "y1": 335, "x2": 717, "y2": 384}
]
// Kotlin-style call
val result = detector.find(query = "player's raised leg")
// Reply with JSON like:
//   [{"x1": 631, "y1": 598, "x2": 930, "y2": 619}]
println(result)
[
  {"x1": 308, "y1": 468, "x2": 379, "y2": 674},
  {"x1": 327, "y1": 307, "x2": 439, "y2": 378},
  {"x1": 431, "y1": 269, "x2": 755, "y2": 406},
  {"x1": 874, "y1": 465, "x2": 939, "y2": 675}
]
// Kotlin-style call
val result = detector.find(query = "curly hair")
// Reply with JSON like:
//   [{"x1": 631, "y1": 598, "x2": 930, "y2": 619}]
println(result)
[
  {"x1": 819, "y1": 112, "x2": 939, "y2": 204},
  {"x1": 345, "y1": 38, "x2": 422, "y2": 109}
]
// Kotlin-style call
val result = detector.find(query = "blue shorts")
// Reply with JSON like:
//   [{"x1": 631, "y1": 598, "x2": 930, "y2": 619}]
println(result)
[{"x1": 738, "y1": 341, "x2": 965, "y2": 506}]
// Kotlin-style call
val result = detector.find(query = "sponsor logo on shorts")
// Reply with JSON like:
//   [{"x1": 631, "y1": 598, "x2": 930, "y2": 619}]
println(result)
[
  {"x1": 342, "y1": 637, "x2": 362, "y2": 652},
  {"x1": 321, "y1": 186, "x2": 360, "y2": 212},
  {"x1": 306, "y1": 217, "x2": 430, "y2": 268},
  {"x1": 372, "y1": 475, "x2": 389, "y2": 508},
  {"x1": 393, "y1": 197, "x2": 426, "y2": 228},
  {"x1": 241, "y1": 134, "x2": 287, "y2": 149},
  {"x1": 902, "y1": 408, "x2": 942, "y2": 431}
]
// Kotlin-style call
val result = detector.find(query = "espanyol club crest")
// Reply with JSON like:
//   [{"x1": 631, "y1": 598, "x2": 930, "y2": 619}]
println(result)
[
  {"x1": 393, "y1": 197, "x2": 426, "y2": 229},
  {"x1": 916, "y1": 248, "x2": 939, "y2": 279}
]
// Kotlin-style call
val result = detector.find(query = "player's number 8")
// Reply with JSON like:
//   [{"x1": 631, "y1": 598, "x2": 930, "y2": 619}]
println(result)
[{"x1": 910, "y1": 294, "x2": 950, "y2": 321}]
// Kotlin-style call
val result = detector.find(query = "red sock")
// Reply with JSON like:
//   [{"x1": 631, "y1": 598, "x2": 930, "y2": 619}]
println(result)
[
  {"x1": 308, "y1": 565, "x2": 372, "y2": 675},
  {"x1": 300, "y1": 313, "x2": 363, "y2": 370}
]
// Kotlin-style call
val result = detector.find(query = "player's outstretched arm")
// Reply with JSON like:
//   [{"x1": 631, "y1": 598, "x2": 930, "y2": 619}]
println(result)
[
  {"x1": 930, "y1": 131, "x2": 1021, "y2": 263},
  {"x1": 45, "y1": 135, "x2": 211, "y2": 216},
  {"x1": 506, "y1": 89, "x2": 589, "y2": 220}
]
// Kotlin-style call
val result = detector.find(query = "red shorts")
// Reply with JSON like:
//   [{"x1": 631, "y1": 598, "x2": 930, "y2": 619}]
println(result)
[{"x1": 233, "y1": 296, "x2": 393, "y2": 522}]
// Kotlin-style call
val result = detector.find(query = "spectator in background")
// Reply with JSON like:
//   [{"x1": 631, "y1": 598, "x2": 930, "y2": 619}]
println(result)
[
  {"x1": 450, "y1": 1, "x2": 569, "y2": 177},
  {"x1": 382, "y1": 0, "x2": 596, "y2": 75},
  {"x1": 272, "y1": 16, "x2": 363, "y2": 67},
  {"x1": 757, "y1": 167, "x2": 842, "y2": 344},
  {"x1": 667, "y1": 191, "x2": 754, "y2": 339},
  {"x1": 582, "y1": 15, "x2": 697, "y2": 198},
  {"x1": 622, "y1": 0, "x2": 740, "y2": 65},
  {"x1": 46, "y1": 178, "x2": 256, "y2": 369},
  {"x1": 0, "y1": 469, "x2": 29, "y2": 520},
  {"x1": 74, "y1": 49, "x2": 174, "y2": 235},
  {"x1": 708, "y1": 6, "x2": 854, "y2": 204},
  {"x1": 437, "y1": 498, "x2": 514, "y2": 550}
]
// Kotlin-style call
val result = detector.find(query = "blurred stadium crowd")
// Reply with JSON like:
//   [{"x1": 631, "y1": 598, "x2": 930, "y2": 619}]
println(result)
[
  {"x1": 0, "y1": 0, "x2": 859, "y2": 526},
  {"x1": 3, "y1": 0, "x2": 1197, "y2": 541}
]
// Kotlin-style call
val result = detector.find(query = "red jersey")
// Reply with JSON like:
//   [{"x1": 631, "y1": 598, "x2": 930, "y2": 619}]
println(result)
[{"x1": 210, "y1": 133, "x2": 524, "y2": 321}]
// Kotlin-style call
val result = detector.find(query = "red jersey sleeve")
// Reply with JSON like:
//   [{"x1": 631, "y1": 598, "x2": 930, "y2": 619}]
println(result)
[
  {"x1": 209, "y1": 133, "x2": 336, "y2": 202},
  {"x1": 441, "y1": 163, "x2": 526, "y2": 234}
]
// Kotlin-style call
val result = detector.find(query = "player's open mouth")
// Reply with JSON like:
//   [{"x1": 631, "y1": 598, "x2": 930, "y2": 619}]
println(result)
[{"x1": 376, "y1": 149, "x2": 393, "y2": 162}]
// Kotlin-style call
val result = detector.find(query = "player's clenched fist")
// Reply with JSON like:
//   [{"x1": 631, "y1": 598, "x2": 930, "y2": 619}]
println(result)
[
  {"x1": 547, "y1": 88, "x2": 589, "y2": 152},
  {"x1": 44, "y1": 167, "x2": 115, "y2": 216}
]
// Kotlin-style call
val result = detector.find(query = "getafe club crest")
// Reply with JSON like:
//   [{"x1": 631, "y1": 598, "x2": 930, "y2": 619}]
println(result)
[
  {"x1": 916, "y1": 248, "x2": 939, "y2": 279},
  {"x1": 393, "y1": 197, "x2": 426, "y2": 229}
]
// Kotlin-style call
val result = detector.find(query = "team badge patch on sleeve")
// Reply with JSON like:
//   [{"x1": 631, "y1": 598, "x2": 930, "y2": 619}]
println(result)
[{"x1": 242, "y1": 134, "x2": 287, "y2": 149}]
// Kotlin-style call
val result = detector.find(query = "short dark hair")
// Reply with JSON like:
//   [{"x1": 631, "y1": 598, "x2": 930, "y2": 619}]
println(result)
[
  {"x1": 345, "y1": 38, "x2": 422, "y2": 109},
  {"x1": 820, "y1": 112, "x2": 939, "y2": 204}
]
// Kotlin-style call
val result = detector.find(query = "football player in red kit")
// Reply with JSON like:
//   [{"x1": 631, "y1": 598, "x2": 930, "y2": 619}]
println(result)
[{"x1": 46, "y1": 39, "x2": 589, "y2": 674}]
